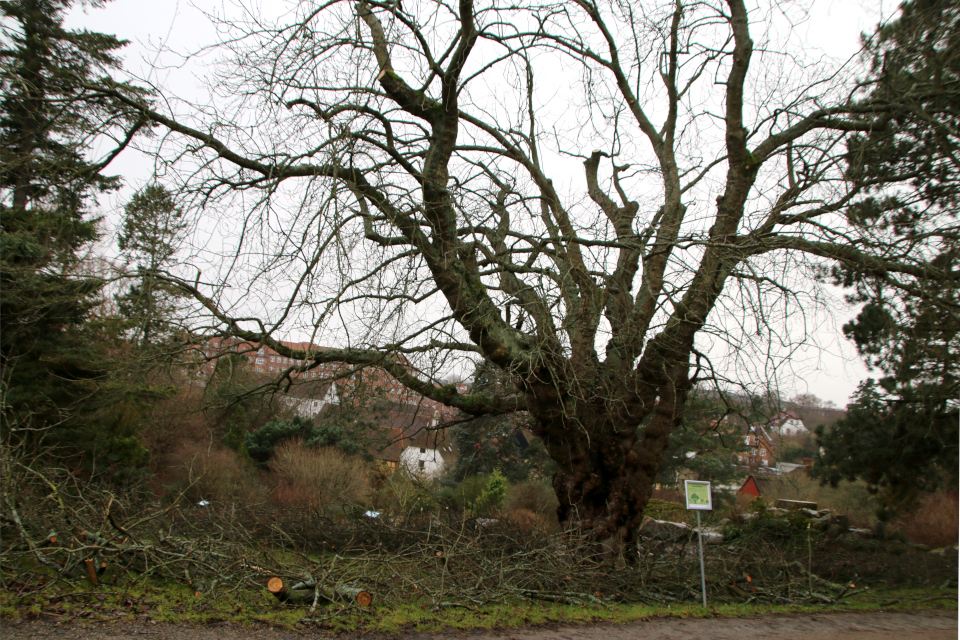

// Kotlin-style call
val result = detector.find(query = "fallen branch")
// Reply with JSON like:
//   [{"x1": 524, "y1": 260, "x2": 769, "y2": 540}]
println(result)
[{"x1": 267, "y1": 577, "x2": 373, "y2": 607}]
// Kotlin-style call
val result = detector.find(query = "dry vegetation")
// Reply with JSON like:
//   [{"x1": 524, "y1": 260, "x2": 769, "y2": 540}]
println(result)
[
  {"x1": 269, "y1": 442, "x2": 371, "y2": 511},
  {"x1": 651, "y1": 474, "x2": 957, "y2": 550},
  {"x1": 2, "y1": 428, "x2": 955, "y2": 617},
  {"x1": 165, "y1": 441, "x2": 261, "y2": 504},
  {"x1": 749, "y1": 474, "x2": 879, "y2": 528},
  {"x1": 899, "y1": 491, "x2": 959, "y2": 549},
  {"x1": 1, "y1": 379, "x2": 954, "y2": 614}
]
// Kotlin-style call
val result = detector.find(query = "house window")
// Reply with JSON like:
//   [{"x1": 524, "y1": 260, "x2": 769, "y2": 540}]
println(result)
[
  {"x1": 420, "y1": 447, "x2": 425, "y2": 454},
  {"x1": 258, "y1": 348, "x2": 264, "y2": 355},
  {"x1": 270, "y1": 356, "x2": 275, "y2": 362},
  {"x1": 256, "y1": 358, "x2": 264, "y2": 364},
  {"x1": 255, "y1": 367, "x2": 263, "y2": 372},
  {"x1": 759, "y1": 448, "x2": 766, "y2": 457},
  {"x1": 744, "y1": 436, "x2": 750, "y2": 445},
  {"x1": 418, "y1": 460, "x2": 425, "y2": 469}
]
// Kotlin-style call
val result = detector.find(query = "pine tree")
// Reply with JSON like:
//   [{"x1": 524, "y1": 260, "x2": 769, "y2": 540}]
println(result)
[
  {"x1": 0, "y1": 0, "x2": 146, "y2": 431},
  {"x1": 116, "y1": 184, "x2": 187, "y2": 347},
  {"x1": 814, "y1": 0, "x2": 960, "y2": 513}
]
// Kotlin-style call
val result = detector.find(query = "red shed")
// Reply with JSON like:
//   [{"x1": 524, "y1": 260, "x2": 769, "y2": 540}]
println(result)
[{"x1": 739, "y1": 475, "x2": 763, "y2": 498}]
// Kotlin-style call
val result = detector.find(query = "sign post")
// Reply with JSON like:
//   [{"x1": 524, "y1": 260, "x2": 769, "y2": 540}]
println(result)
[{"x1": 684, "y1": 480, "x2": 712, "y2": 607}]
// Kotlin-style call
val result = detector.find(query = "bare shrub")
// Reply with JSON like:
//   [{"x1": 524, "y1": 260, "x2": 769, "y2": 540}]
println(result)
[
  {"x1": 899, "y1": 490, "x2": 959, "y2": 548},
  {"x1": 271, "y1": 479, "x2": 318, "y2": 510},
  {"x1": 167, "y1": 440, "x2": 253, "y2": 502},
  {"x1": 506, "y1": 480, "x2": 558, "y2": 520},
  {"x1": 270, "y1": 441, "x2": 371, "y2": 511},
  {"x1": 758, "y1": 473, "x2": 878, "y2": 527},
  {"x1": 138, "y1": 388, "x2": 208, "y2": 464}
]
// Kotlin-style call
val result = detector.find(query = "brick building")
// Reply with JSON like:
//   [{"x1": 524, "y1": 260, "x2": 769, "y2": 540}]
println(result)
[{"x1": 735, "y1": 424, "x2": 778, "y2": 468}]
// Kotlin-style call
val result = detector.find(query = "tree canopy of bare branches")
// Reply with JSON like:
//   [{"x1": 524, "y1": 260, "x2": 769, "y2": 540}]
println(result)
[{"x1": 102, "y1": 0, "x2": 958, "y2": 553}]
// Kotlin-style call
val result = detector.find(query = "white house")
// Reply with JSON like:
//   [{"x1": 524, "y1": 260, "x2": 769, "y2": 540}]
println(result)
[
  {"x1": 400, "y1": 445, "x2": 446, "y2": 478},
  {"x1": 281, "y1": 381, "x2": 339, "y2": 419},
  {"x1": 398, "y1": 432, "x2": 457, "y2": 479},
  {"x1": 767, "y1": 411, "x2": 808, "y2": 436}
]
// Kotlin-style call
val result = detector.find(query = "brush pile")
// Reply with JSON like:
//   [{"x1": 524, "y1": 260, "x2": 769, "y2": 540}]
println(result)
[{"x1": 2, "y1": 442, "x2": 954, "y2": 608}]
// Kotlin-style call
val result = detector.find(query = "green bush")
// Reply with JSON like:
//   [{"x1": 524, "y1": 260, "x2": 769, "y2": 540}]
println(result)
[
  {"x1": 246, "y1": 417, "x2": 363, "y2": 464},
  {"x1": 246, "y1": 417, "x2": 313, "y2": 462},
  {"x1": 434, "y1": 484, "x2": 457, "y2": 507},
  {"x1": 375, "y1": 472, "x2": 436, "y2": 516},
  {"x1": 723, "y1": 509, "x2": 812, "y2": 543},
  {"x1": 470, "y1": 469, "x2": 507, "y2": 516},
  {"x1": 451, "y1": 473, "x2": 493, "y2": 512}
]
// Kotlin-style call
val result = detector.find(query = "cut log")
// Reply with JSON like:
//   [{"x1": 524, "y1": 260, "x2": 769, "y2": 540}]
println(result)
[
  {"x1": 267, "y1": 578, "x2": 373, "y2": 607},
  {"x1": 273, "y1": 587, "x2": 317, "y2": 605},
  {"x1": 267, "y1": 577, "x2": 284, "y2": 594},
  {"x1": 355, "y1": 589, "x2": 373, "y2": 607}
]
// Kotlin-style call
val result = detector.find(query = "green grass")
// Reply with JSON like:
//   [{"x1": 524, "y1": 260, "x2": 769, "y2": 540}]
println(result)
[{"x1": 1, "y1": 579, "x2": 954, "y2": 633}]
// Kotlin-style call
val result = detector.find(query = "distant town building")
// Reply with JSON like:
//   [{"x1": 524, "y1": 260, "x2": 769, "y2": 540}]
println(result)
[
  {"x1": 766, "y1": 411, "x2": 808, "y2": 436},
  {"x1": 736, "y1": 424, "x2": 778, "y2": 468},
  {"x1": 399, "y1": 429, "x2": 458, "y2": 479},
  {"x1": 793, "y1": 406, "x2": 847, "y2": 432},
  {"x1": 281, "y1": 380, "x2": 339, "y2": 419}
]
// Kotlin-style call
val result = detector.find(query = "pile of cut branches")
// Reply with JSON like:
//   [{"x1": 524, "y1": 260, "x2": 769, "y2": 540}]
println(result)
[
  {"x1": 3, "y1": 440, "x2": 952, "y2": 608},
  {"x1": 0, "y1": 440, "x2": 284, "y2": 598}
]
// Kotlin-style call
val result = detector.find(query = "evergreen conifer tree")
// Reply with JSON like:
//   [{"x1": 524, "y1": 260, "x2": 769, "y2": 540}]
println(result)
[
  {"x1": 814, "y1": 0, "x2": 960, "y2": 513},
  {"x1": 116, "y1": 184, "x2": 187, "y2": 347},
  {"x1": 0, "y1": 0, "x2": 146, "y2": 431}
]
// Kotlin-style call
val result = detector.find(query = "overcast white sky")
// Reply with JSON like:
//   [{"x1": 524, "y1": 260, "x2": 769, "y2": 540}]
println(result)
[{"x1": 65, "y1": 0, "x2": 894, "y2": 407}]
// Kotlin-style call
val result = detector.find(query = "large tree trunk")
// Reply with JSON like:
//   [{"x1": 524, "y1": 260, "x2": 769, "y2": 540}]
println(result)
[{"x1": 528, "y1": 348, "x2": 693, "y2": 557}]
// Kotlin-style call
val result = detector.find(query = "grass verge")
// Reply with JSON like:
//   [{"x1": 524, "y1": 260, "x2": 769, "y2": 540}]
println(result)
[{"x1": 1, "y1": 580, "x2": 955, "y2": 634}]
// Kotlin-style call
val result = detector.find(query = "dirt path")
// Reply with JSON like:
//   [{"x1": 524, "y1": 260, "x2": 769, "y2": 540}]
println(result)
[{"x1": 1, "y1": 609, "x2": 956, "y2": 640}]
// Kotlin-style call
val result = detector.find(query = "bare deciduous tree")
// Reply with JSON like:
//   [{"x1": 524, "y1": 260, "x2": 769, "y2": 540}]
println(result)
[{"x1": 102, "y1": 0, "x2": 956, "y2": 553}]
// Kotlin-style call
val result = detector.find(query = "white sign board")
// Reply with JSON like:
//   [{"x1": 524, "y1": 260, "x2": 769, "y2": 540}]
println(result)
[{"x1": 684, "y1": 480, "x2": 713, "y2": 511}]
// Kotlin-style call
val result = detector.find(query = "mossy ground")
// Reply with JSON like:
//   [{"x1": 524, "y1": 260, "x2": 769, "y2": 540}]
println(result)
[{"x1": 1, "y1": 578, "x2": 954, "y2": 634}]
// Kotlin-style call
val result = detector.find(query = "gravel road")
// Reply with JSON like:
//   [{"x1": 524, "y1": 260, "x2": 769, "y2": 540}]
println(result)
[{"x1": 1, "y1": 609, "x2": 956, "y2": 640}]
